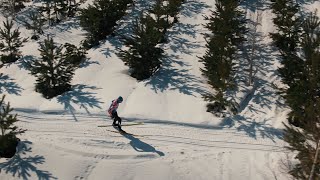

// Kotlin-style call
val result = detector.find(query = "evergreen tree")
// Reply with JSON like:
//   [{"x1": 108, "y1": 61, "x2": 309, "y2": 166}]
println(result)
[
  {"x1": 29, "y1": 37, "x2": 77, "y2": 99},
  {"x1": 283, "y1": 12, "x2": 320, "y2": 180},
  {"x1": 0, "y1": 18, "x2": 27, "y2": 64},
  {"x1": 79, "y1": 0, "x2": 132, "y2": 48},
  {"x1": 0, "y1": 95, "x2": 25, "y2": 158},
  {"x1": 199, "y1": 0, "x2": 246, "y2": 114},
  {"x1": 165, "y1": 0, "x2": 184, "y2": 22},
  {"x1": 22, "y1": 11, "x2": 46, "y2": 40},
  {"x1": 270, "y1": 0, "x2": 302, "y2": 88},
  {"x1": 149, "y1": 0, "x2": 169, "y2": 43},
  {"x1": 118, "y1": 15, "x2": 164, "y2": 80},
  {"x1": 0, "y1": 0, "x2": 26, "y2": 18},
  {"x1": 63, "y1": 43, "x2": 87, "y2": 67}
]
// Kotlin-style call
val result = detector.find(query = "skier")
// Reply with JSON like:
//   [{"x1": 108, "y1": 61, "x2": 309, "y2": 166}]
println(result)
[{"x1": 108, "y1": 96, "x2": 123, "y2": 128}]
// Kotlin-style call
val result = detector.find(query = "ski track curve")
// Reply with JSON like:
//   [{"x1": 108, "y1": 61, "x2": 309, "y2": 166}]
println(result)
[{"x1": 13, "y1": 112, "x2": 287, "y2": 179}]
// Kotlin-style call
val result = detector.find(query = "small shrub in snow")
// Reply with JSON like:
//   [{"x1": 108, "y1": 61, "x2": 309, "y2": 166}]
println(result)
[
  {"x1": 0, "y1": 95, "x2": 25, "y2": 158},
  {"x1": 0, "y1": 18, "x2": 27, "y2": 64},
  {"x1": 29, "y1": 37, "x2": 86, "y2": 99},
  {"x1": 118, "y1": 15, "x2": 164, "y2": 80},
  {"x1": 79, "y1": 0, "x2": 133, "y2": 48}
]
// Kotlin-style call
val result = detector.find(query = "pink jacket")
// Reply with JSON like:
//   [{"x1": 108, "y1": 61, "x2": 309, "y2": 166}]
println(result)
[{"x1": 108, "y1": 100, "x2": 119, "y2": 116}]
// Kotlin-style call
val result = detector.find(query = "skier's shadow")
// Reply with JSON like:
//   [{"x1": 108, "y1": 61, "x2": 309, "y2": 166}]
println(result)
[{"x1": 114, "y1": 127, "x2": 164, "y2": 157}]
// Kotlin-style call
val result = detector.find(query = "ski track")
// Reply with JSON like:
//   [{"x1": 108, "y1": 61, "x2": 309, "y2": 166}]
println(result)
[{"x1": 11, "y1": 111, "x2": 288, "y2": 180}]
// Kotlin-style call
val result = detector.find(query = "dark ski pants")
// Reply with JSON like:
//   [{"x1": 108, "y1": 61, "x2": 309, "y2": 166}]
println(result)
[{"x1": 111, "y1": 111, "x2": 122, "y2": 125}]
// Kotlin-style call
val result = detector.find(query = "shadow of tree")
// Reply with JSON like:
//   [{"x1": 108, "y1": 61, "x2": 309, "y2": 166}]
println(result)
[
  {"x1": 240, "y1": 0, "x2": 269, "y2": 11},
  {"x1": 179, "y1": 0, "x2": 211, "y2": 18},
  {"x1": 16, "y1": 55, "x2": 36, "y2": 71},
  {"x1": 219, "y1": 115, "x2": 283, "y2": 142},
  {"x1": 57, "y1": 84, "x2": 104, "y2": 121},
  {"x1": 166, "y1": 22, "x2": 203, "y2": 55},
  {"x1": 0, "y1": 73, "x2": 23, "y2": 95},
  {"x1": 117, "y1": 128, "x2": 164, "y2": 157},
  {"x1": 145, "y1": 55, "x2": 209, "y2": 96},
  {"x1": 0, "y1": 141, "x2": 57, "y2": 180}
]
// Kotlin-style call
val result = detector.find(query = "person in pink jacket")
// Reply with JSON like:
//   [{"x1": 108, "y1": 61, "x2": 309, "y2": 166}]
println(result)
[{"x1": 108, "y1": 96, "x2": 123, "y2": 127}]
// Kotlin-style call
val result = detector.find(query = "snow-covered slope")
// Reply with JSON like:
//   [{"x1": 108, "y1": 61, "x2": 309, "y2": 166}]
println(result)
[{"x1": 0, "y1": 0, "x2": 319, "y2": 179}]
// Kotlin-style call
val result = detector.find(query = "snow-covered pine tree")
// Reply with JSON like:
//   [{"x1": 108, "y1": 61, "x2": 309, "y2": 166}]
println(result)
[
  {"x1": 22, "y1": 11, "x2": 46, "y2": 40},
  {"x1": 269, "y1": 0, "x2": 308, "y2": 127},
  {"x1": 63, "y1": 42, "x2": 87, "y2": 67},
  {"x1": 0, "y1": 18, "x2": 27, "y2": 64},
  {"x1": 283, "y1": 12, "x2": 320, "y2": 179},
  {"x1": 0, "y1": 0, "x2": 26, "y2": 18},
  {"x1": 79, "y1": 0, "x2": 133, "y2": 48},
  {"x1": 29, "y1": 37, "x2": 76, "y2": 99},
  {"x1": 0, "y1": 95, "x2": 25, "y2": 158},
  {"x1": 118, "y1": 14, "x2": 163, "y2": 80},
  {"x1": 200, "y1": 0, "x2": 246, "y2": 114},
  {"x1": 165, "y1": 0, "x2": 184, "y2": 22}
]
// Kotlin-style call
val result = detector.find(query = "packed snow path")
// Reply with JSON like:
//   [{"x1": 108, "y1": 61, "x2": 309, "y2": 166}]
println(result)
[{"x1": 0, "y1": 112, "x2": 288, "y2": 180}]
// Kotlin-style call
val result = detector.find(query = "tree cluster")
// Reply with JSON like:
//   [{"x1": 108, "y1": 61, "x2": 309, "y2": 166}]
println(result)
[
  {"x1": 39, "y1": 0, "x2": 84, "y2": 26},
  {"x1": 79, "y1": 0, "x2": 133, "y2": 49},
  {"x1": 0, "y1": 0, "x2": 26, "y2": 18},
  {"x1": 118, "y1": 0, "x2": 184, "y2": 80},
  {"x1": 29, "y1": 37, "x2": 87, "y2": 99},
  {"x1": 199, "y1": 0, "x2": 246, "y2": 114},
  {"x1": 270, "y1": 0, "x2": 320, "y2": 178}
]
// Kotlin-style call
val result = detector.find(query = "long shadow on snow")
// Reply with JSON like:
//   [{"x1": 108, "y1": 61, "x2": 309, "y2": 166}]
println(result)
[
  {"x1": 57, "y1": 84, "x2": 104, "y2": 121},
  {"x1": 0, "y1": 73, "x2": 23, "y2": 95},
  {"x1": 145, "y1": 24, "x2": 208, "y2": 95},
  {"x1": 179, "y1": 0, "x2": 210, "y2": 18},
  {"x1": 240, "y1": 0, "x2": 314, "y2": 11},
  {"x1": 223, "y1": 17, "x2": 285, "y2": 142},
  {"x1": 124, "y1": 115, "x2": 283, "y2": 142},
  {"x1": 116, "y1": 127, "x2": 164, "y2": 157},
  {"x1": 0, "y1": 141, "x2": 57, "y2": 180},
  {"x1": 145, "y1": 55, "x2": 209, "y2": 96}
]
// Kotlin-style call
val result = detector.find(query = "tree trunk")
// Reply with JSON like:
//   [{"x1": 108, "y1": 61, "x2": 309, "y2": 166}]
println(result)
[{"x1": 309, "y1": 139, "x2": 320, "y2": 180}]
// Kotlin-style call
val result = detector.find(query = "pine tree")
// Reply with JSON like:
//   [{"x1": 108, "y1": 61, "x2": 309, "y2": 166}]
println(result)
[
  {"x1": 149, "y1": 0, "x2": 169, "y2": 43},
  {"x1": 29, "y1": 37, "x2": 77, "y2": 99},
  {"x1": 165, "y1": 0, "x2": 184, "y2": 22},
  {"x1": 0, "y1": 0, "x2": 26, "y2": 18},
  {"x1": 200, "y1": 0, "x2": 246, "y2": 114},
  {"x1": 63, "y1": 42, "x2": 87, "y2": 67},
  {"x1": 0, "y1": 95, "x2": 25, "y2": 158},
  {"x1": 0, "y1": 18, "x2": 27, "y2": 64},
  {"x1": 270, "y1": 0, "x2": 302, "y2": 88},
  {"x1": 79, "y1": 0, "x2": 133, "y2": 48},
  {"x1": 22, "y1": 11, "x2": 46, "y2": 40},
  {"x1": 118, "y1": 15, "x2": 164, "y2": 80},
  {"x1": 283, "y1": 12, "x2": 320, "y2": 180}
]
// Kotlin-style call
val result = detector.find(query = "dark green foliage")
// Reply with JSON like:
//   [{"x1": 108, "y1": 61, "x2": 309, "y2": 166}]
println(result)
[
  {"x1": 118, "y1": 15, "x2": 164, "y2": 80},
  {"x1": 79, "y1": 0, "x2": 132, "y2": 48},
  {"x1": 0, "y1": 0, "x2": 26, "y2": 18},
  {"x1": 38, "y1": 0, "x2": 82, "y2": 26},
  {"x1": 282, "y1": 12, "x2": 320, "y2": 179},
  {"x1": 0, "y1": 18, "x2": 27, "y2": 64},
  {"x1": 30, "y1": 37, "x2": 83, "y2": 99},
  {"x1": 270, "y1": 0, "x2": 302, "y2": 87},
  {"x1": 165, "y1": 0, "x2": 184, "y2": 19},
  {"x1": 63, "y1": 43, "x2": 87, "y2": 67},
  {"x1": 22, "y1": 11, "x2": 46, "y2": 40},
  {"x1": 0, "y1": 95, "x2": 25, "y2": 158},
  {"x1": 199, "y1": 0, "x2": 246, "y2": 113}
]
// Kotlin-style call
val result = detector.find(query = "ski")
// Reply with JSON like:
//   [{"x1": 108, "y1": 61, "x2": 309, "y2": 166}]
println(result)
[{"x1": 98, "y1": 122, "x2": 144, "y2": 127}]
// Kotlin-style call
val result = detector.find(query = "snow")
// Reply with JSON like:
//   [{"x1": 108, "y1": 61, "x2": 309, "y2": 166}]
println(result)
[{"x1": 0, "y1": 0, "x2": 319, "y2": 179}]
